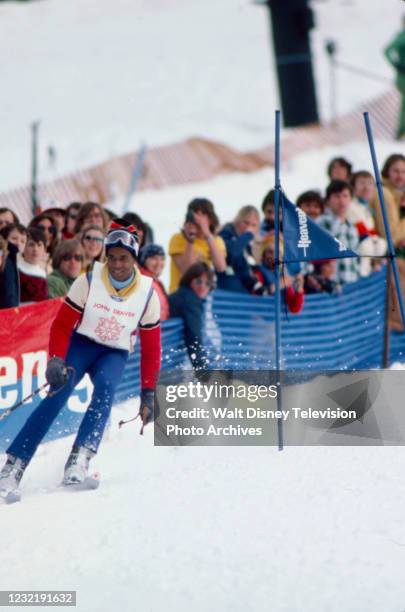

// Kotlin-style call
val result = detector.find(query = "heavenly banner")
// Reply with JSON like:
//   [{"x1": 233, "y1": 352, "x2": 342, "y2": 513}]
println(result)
[{"x1": 282, "y1": 194, "x2": 358, "y2": 263}]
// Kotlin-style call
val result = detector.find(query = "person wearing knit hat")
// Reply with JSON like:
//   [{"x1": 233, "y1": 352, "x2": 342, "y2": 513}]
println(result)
[
  {"x1": 0, "y1": 218, "x2": 161, "y2": 503},
  {"x1": 138, "y1": 244, "x2": 169, "y2": 321}
]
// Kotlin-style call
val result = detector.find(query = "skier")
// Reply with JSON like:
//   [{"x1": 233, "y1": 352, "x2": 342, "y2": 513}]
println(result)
[{"x1": 0, "y1": 219, "x2": 161, "y2": 502}]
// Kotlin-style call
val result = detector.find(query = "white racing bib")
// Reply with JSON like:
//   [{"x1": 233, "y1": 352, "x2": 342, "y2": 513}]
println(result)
[{"x1": 76, "y1": 262, "x2": 153, "y2": 351}]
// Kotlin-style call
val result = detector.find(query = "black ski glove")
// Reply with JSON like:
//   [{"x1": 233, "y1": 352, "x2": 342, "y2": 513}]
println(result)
[
  {"x1": 46, "y1": 357, "x2": 68, "y2": 388},
  {"x1": 140, "y1": 389, "x2": 155, "y2": 426}
]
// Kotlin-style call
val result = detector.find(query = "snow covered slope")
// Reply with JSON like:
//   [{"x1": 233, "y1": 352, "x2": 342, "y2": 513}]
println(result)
[
  {"x1": 1, "y1": 0, "x2": 403, "y2": 190},
  {"x1": 2, "y1": 398, "x2": 405, "y2": 612}
]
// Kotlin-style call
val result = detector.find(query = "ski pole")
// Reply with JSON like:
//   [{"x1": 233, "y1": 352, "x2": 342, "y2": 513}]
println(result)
[
  {"x1": 0, "y1": 382, "x2": 50, "y2": 422},
  {"x1": 118, "y1": 406, "x2": 150, "y2": 435},
  {"x1": 0, "y1": 366, "x2": 75, "y2": 423}
]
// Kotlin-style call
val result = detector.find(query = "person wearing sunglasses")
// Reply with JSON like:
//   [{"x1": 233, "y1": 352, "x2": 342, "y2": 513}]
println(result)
[
  {"x1": 169, "y1": 262, "x2": 214, "y2": 370},
  {"x1": 48, "y1": 240, "x2": 85, "y2": 298},
  {"x1": 0, "y1": 218, "x2": 161, "y2": 501},
  {"x1": 62, "y1": 202, "x2": 82, "y2": 239},
  {"x1": 80, "y1": 225, "x2": 106, "y2": 272}
]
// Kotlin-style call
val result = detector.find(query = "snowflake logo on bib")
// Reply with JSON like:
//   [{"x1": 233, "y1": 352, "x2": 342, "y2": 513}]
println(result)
[{"x1": 94, "y1": 316, "x2": 125, "y2": 343}]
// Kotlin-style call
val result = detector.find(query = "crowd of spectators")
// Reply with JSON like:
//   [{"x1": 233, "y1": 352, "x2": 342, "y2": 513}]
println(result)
[{"x1": 0, "y1": 152, "x2": 404, "y2": 367}]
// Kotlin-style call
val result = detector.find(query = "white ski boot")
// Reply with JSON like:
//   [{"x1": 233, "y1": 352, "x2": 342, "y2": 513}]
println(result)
[
  {"x1": 63, "y1": 446, "x2": 99, "y2": 489},
  {"x1": 0, "y1": 455, "x2": 26, "y2": 504}
]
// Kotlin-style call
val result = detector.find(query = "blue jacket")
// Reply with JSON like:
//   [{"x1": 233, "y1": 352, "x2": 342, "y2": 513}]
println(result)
[{"x1": 217, "y1": 223, "x2": 257, "y2": 293}]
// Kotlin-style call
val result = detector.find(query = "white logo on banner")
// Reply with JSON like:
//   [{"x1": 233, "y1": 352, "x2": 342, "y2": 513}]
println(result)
[{"x1": 296, "y1": 208, "x2": 311, "y2": 256}]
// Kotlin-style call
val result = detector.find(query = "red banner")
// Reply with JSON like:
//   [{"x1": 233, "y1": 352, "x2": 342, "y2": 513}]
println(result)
[{"x1": 0, "y1": 300, "x2": 63, "y2": 411}]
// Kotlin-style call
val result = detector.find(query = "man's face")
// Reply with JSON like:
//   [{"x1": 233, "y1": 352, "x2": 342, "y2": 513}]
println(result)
[
  {"x1": 24, "y1": 239, "x2": 45, "y2": 265},
  {"x1": 327, "y1": 188, "x2": 351, "y2": 218},
  {"x1": 300, "y1": 200, "x2": 323, "y2": 220},
  {"x1": 330, "y1": 162, "x2": 350, "y2": 182},
  {"x1": 107, "y1": 246, "x2": 135, "y2": 281},
  {"x1": 263, "y1": 203, "x2": 275, "y2": 222},
  {"x1": 388, "y1": 160, "x2": 405, "y2": 190},
  {"x1": 353, "y1": 176, "x2": 375, "y2": 202},
  {"x1": 59, "y1": 251, "x2": 83, "y2": 280}
]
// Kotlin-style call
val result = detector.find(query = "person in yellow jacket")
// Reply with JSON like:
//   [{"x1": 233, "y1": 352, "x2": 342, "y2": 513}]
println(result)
[{"x1": 168, "y1": 198, "x2": 226, "y2": 293}]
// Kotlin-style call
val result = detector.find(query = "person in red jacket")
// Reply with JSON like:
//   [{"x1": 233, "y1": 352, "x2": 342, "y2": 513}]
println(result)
[{"x1": 0, "y1": 219, "x2": 161, "y2": 502}]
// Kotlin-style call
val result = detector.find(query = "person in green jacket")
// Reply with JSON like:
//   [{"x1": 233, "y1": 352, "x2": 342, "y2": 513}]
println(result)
[
  {"x1": 48, "y1": 239, "x2": 84, "y2": 298},
  {"x1": 385, "y1": 19, "x2": 405, "y2": 139}
]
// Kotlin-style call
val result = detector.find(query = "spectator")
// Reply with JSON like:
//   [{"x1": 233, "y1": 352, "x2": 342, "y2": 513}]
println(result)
[
  {"x1": 349, "y1": 171, "x2": 387, "y2": 275},
  {"x1": 327, "y1": 157, "x2": 352, "y2": 182},
  {"x1": 63, "y1": 202, "x2": 82, "y2": 239},
  {"x1": 218, "y1": 205, "x2": 262, "y2": 293},
  {"x1": 260, "y1": 189, "x2": 277, "y2": 235},
  {"x1": 104, "y1": 208, "x2": 116, "y2": 223},
  {"x1": 48, "y1": 240, "x2": 84, "y2": 298},
  {"x1": 168, "y1": 198, "x2": 226, "y2": 293},
  {"x1": 169, "y1": 262, "x2": 214, "y2": 370},
  {"x1": 80, "y1": 225, "x2": 105, "y2": 272},
  {"x1": 304, "y1": 260, "x2": 341, "y2": 295},
  {"x1": 0, "y1": 223, "x2": 27, "y2": 254},
  {"x1": 0, "y1": 236, "x2": 20, "y2": 309},
  {"x1": 123, "y1": 212, "x2": 154, "y2": 247},
  {"x1": 75, "y1": 202, "x2": 109, "y2": 234},
  {"x1": 317, "y1": 180, "x2": 360, "y2": 284},
  {"x1": 0, "y1": 208, "x2": 19, "y2": 230},
  {"x1": 138, "y1": 244, "x2": 169, "y2": 321},
  {"x1": 29, "y1": 213, "x2": 58, "y2": 271},
  {"x1": 369, "y1": 153, "x2": 405, "y2": 251},
  {"x1": 296, "y1": 190, "x2": 324, "y2": 220},
  {"x1": 252, "y1": 234, "x2": 304, "y2": 312},
  {"x1": 18, "y1": 228, "x2": 49, "y2": 303},
  {"x1": 45, "y1": 206, "x2": 66, "y2": 238}
]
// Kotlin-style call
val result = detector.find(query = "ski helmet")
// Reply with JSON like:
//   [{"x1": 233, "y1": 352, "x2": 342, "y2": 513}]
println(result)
[{"x1": 105, "y1": 218, "x2": 140, "y2": 259}]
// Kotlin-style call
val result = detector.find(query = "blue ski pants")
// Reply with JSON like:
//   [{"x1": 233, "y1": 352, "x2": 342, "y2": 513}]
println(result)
[{"x1": 7, "y1": 332, "x2": 128, "y2": 464}]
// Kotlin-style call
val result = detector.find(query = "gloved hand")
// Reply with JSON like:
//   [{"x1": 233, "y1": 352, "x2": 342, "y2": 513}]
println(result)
[
  {"x1": 46, "y1": 357, "x2": 68, "y2": 388},
  {"x1": 140, "y1": 389, "x2": 155, "y2": 426}
]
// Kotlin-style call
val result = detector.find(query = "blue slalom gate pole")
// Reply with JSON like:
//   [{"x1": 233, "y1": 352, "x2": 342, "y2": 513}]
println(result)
[
  {"x1": 274, "y1": 110, "x2": 283, "y2": 451},
  {"x1": 122, "y1": 143, "x2": 147, "y2": 214},
  {"x1": 363, "y1": 112, "x2": 405, "y2": 329}
]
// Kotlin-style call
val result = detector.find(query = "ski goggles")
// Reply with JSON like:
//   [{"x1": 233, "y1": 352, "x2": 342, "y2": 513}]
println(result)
[{"x1": 105, "y1": 229, "x2": 139, "y2": 255}]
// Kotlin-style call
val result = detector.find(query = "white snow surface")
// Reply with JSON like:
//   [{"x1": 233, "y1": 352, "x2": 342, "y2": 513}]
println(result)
[
  {"x1": 1, "y1": 0, "x2": 404, "y2": 190},
  {"x1": 2, "y1": 399, "x2": 405, "y2": 612}
]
